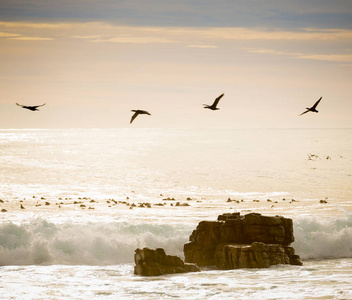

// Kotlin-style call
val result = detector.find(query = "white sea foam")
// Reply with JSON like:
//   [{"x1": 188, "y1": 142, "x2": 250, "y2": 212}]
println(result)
[
  {"x1": 1, "y1": 214, "x2": 352, "y2": 266},
  {"x1": 0, "y1": 219, "x2": 191, "y2": 266},
  {"x1": 293, "y1": 213, "x2": 352, "y2": 260}
]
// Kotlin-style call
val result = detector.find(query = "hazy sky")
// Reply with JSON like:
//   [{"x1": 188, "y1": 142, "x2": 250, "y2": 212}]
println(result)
[{"x1": 1, "y1": 0, "x2": 351, "y2": 129}]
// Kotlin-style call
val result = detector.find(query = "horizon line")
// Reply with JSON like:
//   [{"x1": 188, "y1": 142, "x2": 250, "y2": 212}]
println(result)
[{"x1": 1, "y1": 127, "x2": 351, "y2": 131}]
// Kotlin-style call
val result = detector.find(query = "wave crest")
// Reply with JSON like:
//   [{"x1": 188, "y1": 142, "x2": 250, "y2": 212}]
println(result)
[
  {"x1": 0, "y1": 219, "x2": 191, "y2": 266},
  {"x1": 1, "y1": 213, "x2": 352, "y2": 266},
  {"x1": 293, "y1": 212, "x2": 352, "y2": 260}
]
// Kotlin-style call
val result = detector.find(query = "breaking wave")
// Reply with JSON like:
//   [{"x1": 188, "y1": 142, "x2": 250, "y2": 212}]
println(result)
[
  {"x1": 0, "y1": 219, "x2": 192, "y2": 266},
  {"x1": 293, "y1": 211, "x2": 352, "y2": 260},
  {"x1": 1, "y1": 213, "x2": 352, "y2": 266}
]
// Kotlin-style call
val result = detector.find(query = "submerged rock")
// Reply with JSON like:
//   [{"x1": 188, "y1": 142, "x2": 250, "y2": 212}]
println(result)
[{"x1": 134, "y1": 247, "x2": 200, "y2": 276}]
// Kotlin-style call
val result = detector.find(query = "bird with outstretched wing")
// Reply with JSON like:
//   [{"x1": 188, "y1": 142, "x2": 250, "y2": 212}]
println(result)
[
  {"x1": 203, "y1": 93, "x2": 224, "y2": 110},
  {"x1": 130, "y1": 109, "x2": 151, "y2": 124},
  {"x1": 16, "y1": 103, "x2": 46, "y2": 111},
  {"x1": 300, "y1": 97, "x2": 322, "y2": 116}
]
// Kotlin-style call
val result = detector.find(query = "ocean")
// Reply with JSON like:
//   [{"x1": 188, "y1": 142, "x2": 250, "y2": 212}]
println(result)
[{"x1": 0, "y1": 128, "x2": 351, "y2": 299}]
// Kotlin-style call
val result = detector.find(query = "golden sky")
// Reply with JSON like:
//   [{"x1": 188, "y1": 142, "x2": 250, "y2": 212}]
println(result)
[{"x1": 1, "y1": 1, "x2": 352, "y2": 128}]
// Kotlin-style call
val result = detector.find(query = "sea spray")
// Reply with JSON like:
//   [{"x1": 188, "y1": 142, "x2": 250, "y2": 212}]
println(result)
[
  {"x1": 293, "y1": 213, "x2": 352, "y2": 260},
  {"x1": 0, "y1": 219, "x2": 192, "y2": 266},
  {"x1": 2, "y1": 214, "x2": 352, "y2": 266}
]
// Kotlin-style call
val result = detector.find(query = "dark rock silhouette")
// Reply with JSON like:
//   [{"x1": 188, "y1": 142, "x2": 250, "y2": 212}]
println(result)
[
  {"x1": 203, "y1": 93, "x2": 224, "y2": 110},
  {"x1": 300, "y1": 97, "x2": 322, "y2": 115},
  {"x1": 16, "y1": 103, "x2": 46, "y2": 111},
  {"x1": 184, "y1": 212, "x2": 302, "y2": 268},
  {"x1": 134, "y1": 248, "x2": 200, "y2": 276},
  {"x1": 130, "y1": 110, "x2": 151, "y2": 123},
  {"x1": 134, "y1": 212, "x2": 302, "y2": 276}
]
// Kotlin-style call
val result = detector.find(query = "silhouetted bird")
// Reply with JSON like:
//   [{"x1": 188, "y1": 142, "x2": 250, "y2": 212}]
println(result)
[
  {"x1": 300, "y1": 97, "x2": 322, "y2": 116},
  {"x1": 203, "y1": 93, "x2": 224, "y2": 110},
  {"x1": 130, "y1": 110, "x2": 151, "y2": 124},
  {"x1": 16, "y1": 103, "x2": 46, "y2": 111}
]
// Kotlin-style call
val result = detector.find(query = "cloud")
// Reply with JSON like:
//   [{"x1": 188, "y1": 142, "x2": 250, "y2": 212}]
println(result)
[
  {"x1": 1, "y1": 21, "x2": 352, "y2": 43},
  {"x1": 0, "y1": 0, "x2": 352, "y2": 29},
  {"x1": 0, "y1": 21, "x2": 71, "y2": 41},
  {"x1": 0, "y1": 21, "x2": 71, "y2": 29},
  {"x1": 247, "y1": 47, "x2": 352, "y2": 63},
  {"x1": 299, "y1": 54, "x2": 352, "y2": 63},
  {"x1": 247, "y1": 48, "x2": 302, "y2": 56},
  {"x1": 91, "y1": 35, "x2": 177, "y2": 44},
  {"x1": 10, "y1": 36, "x2": 53, "y2": 41},
  {"x1": 1, "y1": 21, "x2": 352, "y2": 63},
  {"x1": 187, "y1": 45, "x2": 218, "y2": 48},
  {"x1": 0, "y1": 32, "x2": 20, "y2": 38},
  {"x1": 72, "y1": 35, "x2": 107, "y2": 39},
  {"x1": 199, "y1": 27, "x2": 352, "y2": 41}
]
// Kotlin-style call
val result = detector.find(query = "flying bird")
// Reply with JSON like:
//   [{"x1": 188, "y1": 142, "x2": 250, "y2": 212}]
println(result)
[
  {"x1": 130, "y1": 110, "x2": 151, "y2": 124},
  {"x1": 300, "y1": 97, "x2": 322, "y2": 116},
  {"x1": 203, "y1": 93, "x2": 224, "y2": 110},
  {"x1": 16, "y1": 103, "x2": 46, "y2": 111}
]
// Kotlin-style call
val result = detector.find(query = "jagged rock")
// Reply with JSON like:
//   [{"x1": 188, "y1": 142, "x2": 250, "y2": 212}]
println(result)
[
  {"x1": 134, "y1": 212, "x2": 302, "y2": 275},
  {"x1": 184, "y1": 212, "x2": 302, "y2": 268},
  {"x1": 215, "y1": 242, "x2": 302, "y2": 269},
  {"x1": 134, "y1": 247, "x2": 200, "y2": 276}
]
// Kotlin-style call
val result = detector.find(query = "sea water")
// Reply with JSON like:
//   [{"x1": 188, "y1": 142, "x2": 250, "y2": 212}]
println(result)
[{"x1": 0, "y1": 128, "x2": 351, "y2": 299}]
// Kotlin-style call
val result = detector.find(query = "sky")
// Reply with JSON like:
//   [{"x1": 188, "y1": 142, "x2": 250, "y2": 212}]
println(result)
[{"x1": 1, "y1": 0, "x2": 352, "y2": 129}]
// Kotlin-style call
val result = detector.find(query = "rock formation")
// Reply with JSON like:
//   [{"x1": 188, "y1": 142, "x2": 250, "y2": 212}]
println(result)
[
  {"x1": 134, "y1": 247, "x2": 200, "y2": 276},
  {"x1": 134, "y1": 212, "x2": 302, "y2": 276},
  {"x1": 184, "y1": 212, "x2": 302, "y2": 269}
]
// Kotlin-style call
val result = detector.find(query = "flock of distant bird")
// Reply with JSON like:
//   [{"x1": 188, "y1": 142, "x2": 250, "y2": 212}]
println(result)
[{"x1": 16, "y1": 94, "x2": 322, "y2": 123}]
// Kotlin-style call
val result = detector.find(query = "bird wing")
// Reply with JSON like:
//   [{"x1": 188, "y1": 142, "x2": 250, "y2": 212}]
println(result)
[
  {"x1": 299, "y1": 109, "x2": 310, "y2": 116},
  {"x1": 138, "y1": 110, "x2": 151, "y2": 115},
  {"x1": 16, "y1": 103, "x2": 45, "y2": 109},
  {"x1": 212, "y1": 93, "x2": 224, "y2": 107},
  {"x1": 130, "y1": 111, "x2": 139, "y2": 123},
  {"x1": 33, "y1": 103, "x2": 46, "y2": 108},
  {"x1": 311, "y1": 97, "x2": 322, "y2": 110}
]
